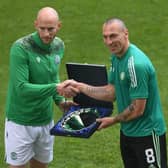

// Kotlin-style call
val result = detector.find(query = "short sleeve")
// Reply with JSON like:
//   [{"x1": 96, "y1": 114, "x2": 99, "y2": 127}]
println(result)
[{"x1": 128, "y1": 58, "x2": 149, "y2": 99}]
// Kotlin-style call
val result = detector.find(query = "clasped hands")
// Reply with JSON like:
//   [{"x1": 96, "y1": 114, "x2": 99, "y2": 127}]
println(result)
[
  {"x1": 57, "y1": 80, "x2": 114, "y2": 130},
  {"x1": 57, "y1": 80, "x2": 81, "y2": 98}
]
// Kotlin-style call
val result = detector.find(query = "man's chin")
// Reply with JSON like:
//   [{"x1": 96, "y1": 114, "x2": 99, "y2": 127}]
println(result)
[
  {"x1": 42, "y1": 39, "x2": 52, "y2": 44},
  {"x1": 109, "y1": 48, "x2": 116, "y2": 53}
]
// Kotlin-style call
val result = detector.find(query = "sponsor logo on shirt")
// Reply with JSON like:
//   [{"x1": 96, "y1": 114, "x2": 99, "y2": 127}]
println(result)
[{"x1": 54, "y1": 55, "x2": 60, "y2": 64}]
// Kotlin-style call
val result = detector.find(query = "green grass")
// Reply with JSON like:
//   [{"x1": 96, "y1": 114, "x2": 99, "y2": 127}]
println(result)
[{"x1": 1, "y1": 0, "x2": 168, "y2": 167}]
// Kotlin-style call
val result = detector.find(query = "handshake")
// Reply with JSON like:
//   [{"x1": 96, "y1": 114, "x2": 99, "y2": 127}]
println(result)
[
  {"x1": 56, "y1": 78, "x2": 114, "y2": 113},
  {"x1": 56, "y1": 79, "x2": 114, "y2": 103},
  {"x1": 57, "y1": 79, "x2": 83, "y2": 98},
  {"x1": 56, "y1": 79, "x2": 115, "y2": 130}
]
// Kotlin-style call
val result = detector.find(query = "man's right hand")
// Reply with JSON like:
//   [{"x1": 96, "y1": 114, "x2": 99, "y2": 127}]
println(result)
[{"x1": 57, "y1": 80, "x2": 80, "y2": 98}]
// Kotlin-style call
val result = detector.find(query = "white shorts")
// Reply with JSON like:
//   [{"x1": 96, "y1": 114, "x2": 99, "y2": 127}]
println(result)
[{"x1": 5, "y1": 119, "x2": 55, "y2": 166}]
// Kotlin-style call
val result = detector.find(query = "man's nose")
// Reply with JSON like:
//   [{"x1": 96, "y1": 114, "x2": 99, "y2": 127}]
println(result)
[
  {"x1": 106, "y1": 37, "x2": 113, "y2": 45},
  {"x1": 43, "y1": 29, "x2": 50, "y2": 36}
]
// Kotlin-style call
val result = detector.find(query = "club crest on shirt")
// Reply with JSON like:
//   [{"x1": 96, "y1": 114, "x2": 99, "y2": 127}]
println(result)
[
  {"x1": 54, "y1": 55, "x2": 60, "y2": 64},
  {"x1": 120, "y1": 72, "x2": 125, "y2": 80}
]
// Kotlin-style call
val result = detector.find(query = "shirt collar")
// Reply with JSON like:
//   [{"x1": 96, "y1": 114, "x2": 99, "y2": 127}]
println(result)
[{"x1": 32, "y1": 32, "x2": 51, "y2": 52}]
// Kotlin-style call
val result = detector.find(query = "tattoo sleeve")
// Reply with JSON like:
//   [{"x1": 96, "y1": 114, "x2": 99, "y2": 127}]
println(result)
[
  {"x1": 128, "y1": 103, "x2": 135, "y2": 112},
  {"x1": 82, "y1": 85, "x2": 115, "y2": 102},
  {"x1": 114, "y1": 102, "x2": 136, "y2": 122}
]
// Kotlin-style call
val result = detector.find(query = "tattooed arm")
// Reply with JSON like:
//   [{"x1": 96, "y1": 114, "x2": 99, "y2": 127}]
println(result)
[
  {"x1": 114, "y1": 99, "x2": 146, "y2": 122},
  {"x1": 77, "y1": 83, "x2": 115, "y2": 102},
  {"x1": 97, "y1": 99, "x2": 146, "y2": 130},
  {"x1": 58, "y1": 80, "x2": 115, "y2": 102}
]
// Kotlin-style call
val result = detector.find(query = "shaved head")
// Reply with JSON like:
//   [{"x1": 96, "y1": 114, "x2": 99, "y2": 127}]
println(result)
[
  {"x1": 34, "y1": 7, "x2": 61, "y2": 44},
  {"x1": 102, "y1": 18, "x2": 129, "y2": 57},
  {"x1": 104, "y1": 18, "x2": 127, "y2": 31},
  {"x1": 36, "y1": 7, "x2": 59, "y2": 22}
]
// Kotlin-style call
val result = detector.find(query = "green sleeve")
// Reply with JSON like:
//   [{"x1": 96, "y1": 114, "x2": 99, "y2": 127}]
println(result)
[
  {"x1": 108, "y1": 56, "x2": 115, "y2": 84},
  {"x1": 52, "y1": 65, "x2": 65, "y2": 105},
  {"x1": 108, "y1": 68, "x2": 114, "y2": 84},
  {"x1": 10, "y1": 42, "x2": 57, "y2": 99},
  {"x1": 129, "y1": 63, "x2": 149, "y2": 99},
  {"x1": 53, "y1": 92, "x2": 65, "y2": 105}
]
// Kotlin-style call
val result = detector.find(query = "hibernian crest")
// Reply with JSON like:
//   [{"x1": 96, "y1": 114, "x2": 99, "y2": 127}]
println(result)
[{"x1": 54, "y1": 55, "x2": 60, "y2": 64}]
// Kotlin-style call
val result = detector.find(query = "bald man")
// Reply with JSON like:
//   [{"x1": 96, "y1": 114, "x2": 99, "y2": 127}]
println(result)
[{"x1": 5, "y1": 7, "x2": 73, "y2": 168}]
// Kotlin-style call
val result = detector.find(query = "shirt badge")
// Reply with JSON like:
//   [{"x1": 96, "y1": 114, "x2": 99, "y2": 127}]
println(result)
[
  {"x1": 54, "y1": 55, "x2": 60, "y2": 64},
  {"x1": 120, "y1": 72, "x2": 125, "y2": 80},
  {"x1": 11, "y1": 152, "x2": 17, "y2": 160}
]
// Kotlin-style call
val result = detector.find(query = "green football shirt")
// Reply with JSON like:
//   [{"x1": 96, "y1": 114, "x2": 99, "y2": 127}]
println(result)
[
  {"x1": 6, "y1": 32, "x2": 65, "y2": 126},
  {"x1": 108, "y1": 44, "x2": 166, "y2": 136}
]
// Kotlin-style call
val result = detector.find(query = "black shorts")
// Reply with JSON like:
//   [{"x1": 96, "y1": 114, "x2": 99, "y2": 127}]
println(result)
[{"x1": 120, "y1": 131, "x2": 167, "y2": 168}]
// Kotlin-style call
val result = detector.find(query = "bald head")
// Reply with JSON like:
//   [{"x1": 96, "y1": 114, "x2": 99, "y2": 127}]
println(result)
[
  {"x1": 34, "y1": 7, "x2": 61, "y2": 44},
  {"x1": 36, "y1": 7, "x2": 59, "y2": 23}
]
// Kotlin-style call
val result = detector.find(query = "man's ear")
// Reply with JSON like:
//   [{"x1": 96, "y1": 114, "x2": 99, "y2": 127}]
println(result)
[
  {"x1": 57, "y1": 21, "x2": 62, "y2": 30},
  {"x1": 125, "y1": 29, "x2": 128, "y2": 36},
  {"x1": 34, "y1": 20, "x2": 38, "y2": 30}
]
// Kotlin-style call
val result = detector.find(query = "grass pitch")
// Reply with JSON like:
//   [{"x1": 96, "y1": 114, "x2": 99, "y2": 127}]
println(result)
[{"x1": 0, "y1": 0, "x2": 168, "y2": 167}]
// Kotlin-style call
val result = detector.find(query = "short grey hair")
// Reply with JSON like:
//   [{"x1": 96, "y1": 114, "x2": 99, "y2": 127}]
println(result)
[{"x1": 104, "y1": 18, "x2": 127, "y2": 30}]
